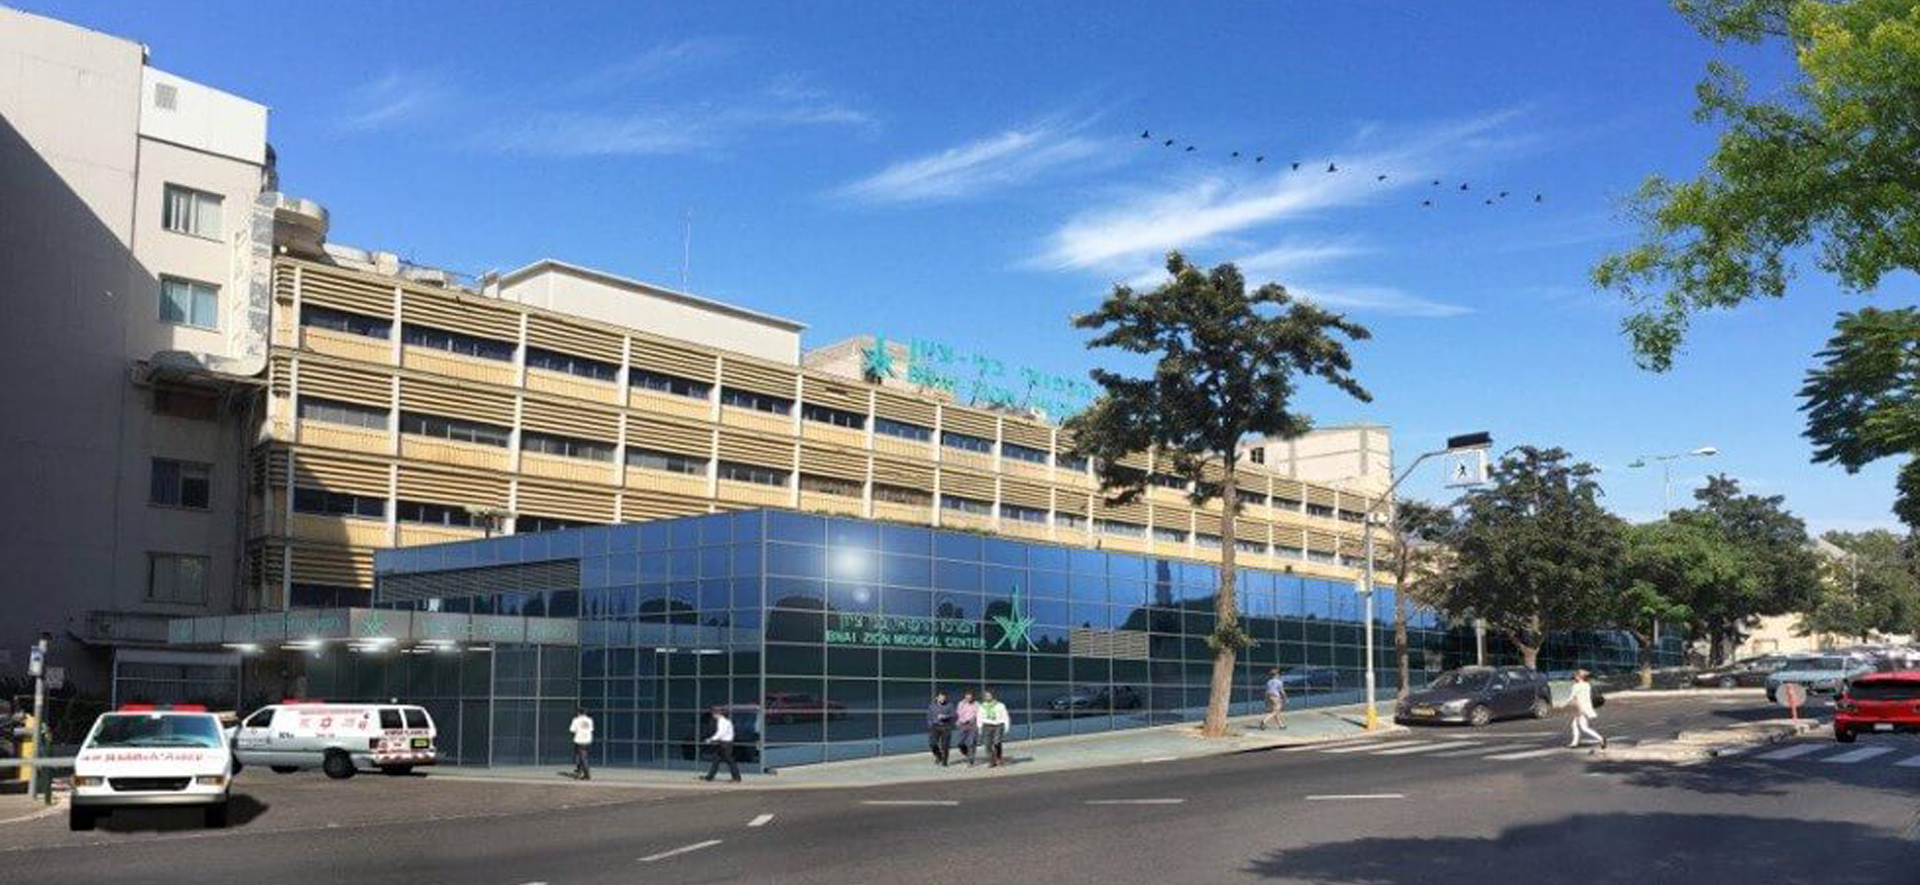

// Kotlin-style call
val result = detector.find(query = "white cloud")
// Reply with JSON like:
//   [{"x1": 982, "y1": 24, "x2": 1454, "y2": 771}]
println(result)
[
  {"x1": 838, "y1": 120, "x2": 1108, "y2": 203},
  {"x1": 480, "y1": 77, "x2": 871, "y2": 158},
  {"x1": 1285, "y1": 283, "x2": 1471, "y2": 318},
  {"x1": 339, "y1": 71, "x2": 448, "y2": 131},
  {"x1": 573, "y1": 37, "x2": 741, "y2": 91}
]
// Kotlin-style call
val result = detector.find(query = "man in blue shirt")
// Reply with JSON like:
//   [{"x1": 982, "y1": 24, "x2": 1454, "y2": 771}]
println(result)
[
  {"x1": 1262, "y1": 668, "x2": 1288, "y2": 730},
  {"x1": 926, "y1": 691, "x2": 956, "y2": 766}
]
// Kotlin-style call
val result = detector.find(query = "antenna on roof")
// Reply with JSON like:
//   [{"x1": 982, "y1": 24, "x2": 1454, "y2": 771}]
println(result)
[{"x1": 680, "y1": 208, "x2": 692, "y2": 291}]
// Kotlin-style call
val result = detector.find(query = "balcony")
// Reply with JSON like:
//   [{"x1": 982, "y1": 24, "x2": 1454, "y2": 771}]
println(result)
[
  {"x1": 628, "y1": 387, "x2": 713, "y2": 421},
  {"x1": 800, "y1": 422, "x2": 864, "y2": 448},
  {"x1": 398, "y1": 524, "x2": 485, "y2": 547},
  {"x1": 521, "y1": 450, "x2": 616, "y2": 484},
  {"x1": 719, "y1": 405, "x2": 793, "y2": 436},
  {"x1": 400, "y1": 435, "x2": 510, "y2": 472},
  {"x1": 302, "y1": 327, "x2": 391, "y2": 364},
  {"x1": 799, "y1": 491, "x2": 862, "y2": 516},
  {"x1": 290, "y1": 513, "x2": 391, "y2": 546},
  {"x1": 528, "y1": 367, "x2": 619, "y2": 405},
  {"x1": 297, "y1": 420, "x2": 391, "y2": 455},
  {"x1": 402, "y1": 345, "x2": 516, "y2": 387},
  {"x1": 624, "y1": 467, "x2": 709, "y2": 498},
  {"x1": 873, "y1": 500, "x2": 932, "y2": 525},
  {"x1": 717, "y1": 479, "x2": 790, "y2": 508}
]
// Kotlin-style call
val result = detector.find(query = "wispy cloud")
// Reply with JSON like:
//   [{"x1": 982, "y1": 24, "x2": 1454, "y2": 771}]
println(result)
[
  {"x1": 838, "y1": 118, "x2": 1110, "y2": 203},
  {"x1": 573, "y1": 37, "x2": 741, "y2": 92},
  {"x1": 1287, "y1": 283, "x2": 1471, "y2": 318},
  {"x1": 480, "y1": 74, "x2": 871, "y2": 158},
  {"x1": 339, "y1": 71, "x2": 448, "y2": 131}
]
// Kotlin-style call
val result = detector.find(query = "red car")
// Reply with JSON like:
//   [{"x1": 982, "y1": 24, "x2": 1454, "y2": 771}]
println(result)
[{"x1": 1834, "y1": 670, "x2": 1920, "y2": 743}]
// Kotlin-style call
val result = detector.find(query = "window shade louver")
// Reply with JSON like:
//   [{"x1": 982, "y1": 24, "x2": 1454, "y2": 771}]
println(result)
[
  {"x1": 717, "y1": 431, "x2": 794, "y2": 468},
  {"x1": 720, "y1": 358, "x2": 797, "y2": 397},
  {"x1": 1052, "y1": 490, "x2": 1090, "y2": 514},
  {"x1": 521, "y1": 396, "x2": 619, "y2": 442},
  {"x1": 630, "y1": 337, "x2": 716, "y2": 381},
  {"x1": 871, "y1": 457, "x2": 933, "y2": 487},
  {"x1": 397, "y1": 466, "x2": 508, "y2": 508},
  {"x1": 525, "y1": 315, "x2": 623, "y2": 365},
  {"x1": 516, "y1": 481, "x2": 615, "y2": 523},
  {"x1": 1097, "y1": 499, "x2": 1148, "y2": 523},
  {"x1": 1193, "y1": 511, "x2": 1222, "y2": 536},
  {"x1": 939, "y1": 469, "x2": 994, "y2": 500},
  {"x1": 379, "y1": 560, "x2": 580, "y2": 604},
  {"x1": 874, "y1": 391, "x2": 936, "y2": 427},
  {"x1": 300, "y1": 266, "x2": 395, "y2": 317},
  {"x1": 291, "y1": 452, "x2": 390, "y2": 496},
  {"x1": 292, "y1": 545, "x2": 375, "y2": 588},
  {"x1": 939, "y1": 407, "x2": 997, "y2": 439},
  {"x1": 399, "y1": 378, "x2": 515, "y2": 426},
  {"x1": 626, "y1": 417, "x2": 713, "y2": 457},
  {"x1": 297, "y1": 360, "x2": 391, "y2": 408},
  {"x1": 1001, "y1": 480, "x2": 1050, "y2": 508},
  {"x1": 401, "y1": 291, "x2": 519, "y2": 342},
  {"x1": 1306, "y1": 485, "x2": 1339, "y2": 507},
  {"x1": 799, "y1": 444, "x2": 866, "y2": 480},
  {"x1": 1306, "y1": 531, "x2": 1340, "y2": 553},
  {"x1": 1001, "y1": 420, "x2": 1051, "y2": 450},
  {"x1": 622, "y1": 492, "x2": 714, "y2": 522},
  {"x1": 801, "y1": 378, "x2": 869, "y2": 412}
]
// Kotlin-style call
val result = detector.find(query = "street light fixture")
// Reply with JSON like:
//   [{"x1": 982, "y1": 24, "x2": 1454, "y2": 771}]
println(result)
[{"x1": 1627, "y1": 446, "x2": 1720, "y2": 514}]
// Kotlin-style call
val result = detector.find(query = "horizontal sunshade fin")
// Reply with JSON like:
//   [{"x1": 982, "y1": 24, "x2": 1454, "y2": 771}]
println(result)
[
  {"x1": 630, "y1": 337, "x2": 716, "y2": 381},
  {"x1": 297, "y1": 360, "x2": 391, "y2": 407},
  {"x1": 1097, "y1": 499, "x2": 1148, "y2": 522},
  {"x1": 1001, "y1": 419, "x2": 1051, "y2": 450},
  {"x1": 626, "y1": 416, "x2": 713, "y2": 456},
  {"x1": 399, "y1": 378, "x2": 515, "y2": 425},
  {"x1": 717, "y1": 431, "x2": 794, "y2": 468},
  {"x1": 516, "y1": 481, "x2": 616, "y2": 522},
  {"x1": 1271, "y1": 479, "x2": 1306, "y2": 501},
  {"x1": 871, "y1": 456, "x2": 933, "y2": 486},
  {"x1": 1052, "y1": 490, "x2": 1089, "y2": 514},
  {"x1": 720, "y1": 357, "x2": 798, "y2": 397},
  {"x1": 1192, "y1": 511, "x2": 1222, "y2": 535},
  {"x1": 526, "y1": 315, "x2": 623, "y2": 364},
  {"x1": 940, "y1": 469, "x2": 994, "y2": 500},
  {"x1": 622, "y1": 492, "x2": 714, "y2": 521},
  {"x1": 1306, "y1": 485, "x2": 1339, "y2": 507},
  {"x1": 273, "y1": 265, "x2": 297, "y2": 303},
  {"x1": 269, "y1": 355, "x2": 293, "y2": 397},
  {"x1": 291, "y1": 451, "x2": 390, "y2": 496},
  {"x1": 799, "y1": 444, "x2": 866, "y2": 480},
  {"x1": 873, "y1": 391, "x2": 936, "y2": 427},
  {"x1": 1306, "y1": 531, "x2": 1340, "y2": 552},
  {"x1": 939, "y1": 406, "x2": 996, "y2": 439},
  {"x1": 1001, "y1": 480, "x2": 1050, "y2": 508},
  {"x1": 397, "y1": 465, "x2": 508, "y2": 507},
  {"x1": 801, "y1": 377, "x2": 869, "y2": 412},
  {"x1": 291, "y1": 544, "x2": 375, "y2": 587},
  {"x1": 521, "y1": 396, "x2": 619, "y2": 442},
  {"x1": 300, "y1": 266, "x2": 395, "y2": 317},
  {"x1": 402, "y1": 290, "x2": 520, "y2": 341},
  {"x1": 1117, "y1": 451, "x2": 1150, "y2": 471},
  {"x1": 1236, "y1": 519, "x2": 1270, "y2": 542}
]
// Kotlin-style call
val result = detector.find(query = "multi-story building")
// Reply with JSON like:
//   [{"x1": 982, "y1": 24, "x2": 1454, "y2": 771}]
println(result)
[{"x1": 1, "y1": 8, "x2": 276, "y2": 698}]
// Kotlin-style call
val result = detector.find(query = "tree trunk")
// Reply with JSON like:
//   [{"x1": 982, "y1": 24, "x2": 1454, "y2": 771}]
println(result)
[
  {"x1": 1393, "y1": 550, "x2": 1411, "y2": 699},
  {"x1": 1633, "y1": 629, "x2": 1654, "y2": 689},
  {"x1": 1708, "y1": 628, "x2": 1727, "y2": 666},
  {"x1": 1202, "y1": 467, "x2": 1240, "y2": 738},
  {"x1": 1517, "y1": 642, "x2": 1539, "y2": 670}
]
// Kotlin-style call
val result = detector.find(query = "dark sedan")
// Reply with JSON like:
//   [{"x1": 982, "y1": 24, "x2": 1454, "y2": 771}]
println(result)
[{"x1": 1396, "y1": 666, "x2": 1552, "y2": 727}]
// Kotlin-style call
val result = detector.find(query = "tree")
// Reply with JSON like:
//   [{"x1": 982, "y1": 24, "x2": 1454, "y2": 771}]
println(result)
[
  {"x1": 1617, "y1": 521, "x2": 1734, "y2": 688},
  {"x1": 1434, "y1": 447, "x2": 1625, "y2": 669},
  {"x1": 1800, "y1": 307, "x2": 1920, "y2": 528},
  {"x1": 1802, "y1": 529, "x2": 1920, "y2": 639},
  {"x1": 1064, "y1": 251, "x2": 1371, "y2": 737},
  {"x1": 1670, "y1": 475, "x2": 1822, "y2": 662},
  {"x1": 1385, "y1": 500, "x2": 1456, "y2": 698}
]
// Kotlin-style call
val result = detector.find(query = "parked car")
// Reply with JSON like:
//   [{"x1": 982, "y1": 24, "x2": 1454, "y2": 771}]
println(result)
[
  {"x1": 70, "y1": 704, "x2": 234, "y2": 831},
  {"x1": 1396, "y1": 666, "x2": 1551, "y2": 727},
  {"x1": 1691, "y1": 655, "x2": 1787, "y2": 689},
  {"x1": 1765, "y1": 655, "x2": 1875, "y2": 702},
  {"x1": 1834, "y1": 671, "x2": 1920, "y2": 743},
  {"x1": 1278, "y1": 667, "x2": 1344, "y2": 693},
  {"x1": 1047, "y1": 685, "x2": 1143, "y2": 716},
  {"x1": 231, "y1": 701, "x2": 438, "y2": 778}
]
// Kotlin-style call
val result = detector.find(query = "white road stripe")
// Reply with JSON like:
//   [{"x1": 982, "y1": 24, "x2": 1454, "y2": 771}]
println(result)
[
  {"x1": 1822, "y1": 746, "x2": 1895, "y2": 764},
  {"x1": 861, "y1": 800, "x2": 959, "y2": 806},
  {"x1": 640, "y1": 840, "x2": 723, "y2": 863},
  {"x1": 1085, "y1": 798, "x2": 1186, "y2": 805},
  {"x1": 1322, "y1": 740, "x2": 1424, "y2": 754},
  {"x1": 1305, "y1": 793, "x2": 1404, "y2": 801},
  {"x1": 1711, "y1": 744, "x2": 1756, "y2": 757},
  {"x1": 1280, "y1": 740, "x2": 1370, "y2": 752},
  {"x1": 1374, "y1": 742, "x2": 1473, "y2": 756},
  {"x1": 1893, "y1": 754, "x2": 1920, "y2": 768},
  {"x1": 1755, "y1": 743, "x2": 1828, "y2": 761},
  {"x1": 1483, "y1": 746, "x2": 1567, "y2": 761},
  {"x1": 1429, "y1": 744, "x2": 1504, "y2": 757},
  {"x1": 1140, "y1": 756, "x2": 1180, "y2": 763},
  {"x1": 747, "y1": 813, "x2": 774, "y2": 827}
]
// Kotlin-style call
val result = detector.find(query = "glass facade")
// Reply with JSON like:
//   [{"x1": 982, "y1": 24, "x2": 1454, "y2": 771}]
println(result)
[{"x1": 358, "y1": 510, "x2": 1685, "y2": 771}]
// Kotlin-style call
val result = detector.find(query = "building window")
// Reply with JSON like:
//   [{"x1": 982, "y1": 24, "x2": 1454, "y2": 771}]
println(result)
[
  {"x1": 1337, "y1": 509, "x2": 1367, "y2": 524},
  {"x1": 1235, "y1": 538, "x2": 1268, "y2": 554},
  {"x1": 1249, "y1": 446, "x2": 1266, "y2": 465},
  {"x1": 874, "y1": 417, "x2": 932, "y2": 442},
  {"x1": 162, "y1": 184, "x2": 222, "y2": 239},
  {"x1": 801, "y1": 402, "x2": 866, "y2": 430},
  {"x1": 400, "y1": 412, "x2": 510, "y2": 448},
  {"x1": 526, "y1": 347, "x2": 617, "y2": 382},
  {"x1": 1148, "y1": 472, "x2": 1187, "y2": 491},
  {"x1": 626, "y1": 447, "x2": 708, "y2": 475},
  {"x1": 1307, "y1": 503, "x2": 1336, "y2": 519},
  {"x1": 799, "y1": 474, "x2": 861, "y2": 497},
  {"x1": 720, "y1": 387, "x2": 793, "y2": 415},
  {"x1": 1056, "y1": 453, "x2": 1089, "y2": 473},
  {"x1": 1306, "y1": 548, "x2": 1337, "y2": 564},
  {"x1": 1275, "y1": 546, "x2": 1306, "y2": 561},
  {"x1": 290, "y1": 583, "x2": 371, "y2": 607},
  {"x1": 631, "y1": 368, "x2": 711, "y2": 400},
  {"x1": 293, "y1": 487, "x2": 386, "y2": 519},
  {"x1": 1055, "y1": 512, "x2": 1088, "y2": 531},
  {"x1": 940, "y1": 494, "x2": 993, "y2": 515},
  {"x1": 397, "y1": 500, "x2": 480, "y2": 527},
  {"x1": 400, "y1": 323, "x2": 514, "y2": 362},
  {"x1": 941, "y1": 430, "x2": 993, "y2": 454},
  {"x1": 1197, "y1": 533, "x2": 1223, "y2": 549},
  {"x1": 150, "y1": 458, "x2": 211, "y2": 509},
  {"x1": 301, "y1": 304, "x2": 390, "y2": 339},
  {"x1": 1000, "y1": 502, "x2": 1048, "y2": 523},
  {"x1": 1274, "y1": 496, "x2": 1304, "y2": 511},
  {"x1": 153, "y1": 387, "x2": 219, "y2": 421},
  {"x1": 873, "y1": 483, "x2": 932, "y2": 506},
  {"x1": 1236, "y1": 488, "x2": 1269, "y2": 507},
  {"x1": 298, "y1": 397, "x2": 389, "y2": 430},
  {"x1": 1153, "y1": 526, "x2": 1190, "y2": 544},
  {"x1": 518, "y1": 515, "x2": 595, "y2": 533},
  {"x1": 521, "y1": 430, "x2": 614, "y2": 462},
  {"x1": 718, "y1": 461, "x2": 789, "y2": 487},
  {"x1": 159, "y1": 276, "x2": 219, "y2": 330},
  {"x1": 1096, "y1": 519, "x2": 1146, "y2": 538},
  {"x1": 1002, "y1": 442, "x2": 1049, "y2": 464},
  {"x1": 147, "y1": 553, "x2": 209, "y2": 604}
]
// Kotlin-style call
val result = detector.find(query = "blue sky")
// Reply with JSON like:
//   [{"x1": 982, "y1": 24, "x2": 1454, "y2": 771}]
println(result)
[{"x1": 38, "y1": 1, "x2": 1916, "y2": 532}]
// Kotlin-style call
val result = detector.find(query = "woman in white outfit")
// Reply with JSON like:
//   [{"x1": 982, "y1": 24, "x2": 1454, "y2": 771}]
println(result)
[{"x1": 1566, "y1": 669, "x2": 1606, "y2": 749}]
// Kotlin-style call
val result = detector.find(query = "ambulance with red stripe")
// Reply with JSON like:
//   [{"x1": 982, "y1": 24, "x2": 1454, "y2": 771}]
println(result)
[
  {"x1": 69, "y1": 704, "x2": 234, "y2": 831},
  {"x1": 232, "y1": 701, "x2": 437, "y2": 779}
]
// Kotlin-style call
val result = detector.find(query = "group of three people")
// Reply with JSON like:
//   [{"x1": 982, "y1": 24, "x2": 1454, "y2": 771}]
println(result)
[{"x1": 924, "y1": 689, "x2": 1012, "y2": 768}]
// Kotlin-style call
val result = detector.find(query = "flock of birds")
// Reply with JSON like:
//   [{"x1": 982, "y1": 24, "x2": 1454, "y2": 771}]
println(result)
[{"x1": 1137, "y1": 128, "x2": 1545, "y2": 207}]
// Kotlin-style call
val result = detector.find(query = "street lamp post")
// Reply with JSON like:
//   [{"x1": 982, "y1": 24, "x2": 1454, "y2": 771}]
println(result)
[
  {"x1": 1627, "y1": 446, "x2": 1718, "y2": 513},
  {"x1": 1356, "y1": 431, "x2": 1491, "y2": 730}
]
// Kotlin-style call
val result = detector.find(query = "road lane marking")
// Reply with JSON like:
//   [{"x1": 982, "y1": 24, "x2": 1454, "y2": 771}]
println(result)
[
  {"x1": 1322, "y1": 740, "x2": 1424, "y2": 754},
  {"x1": 861, "y1": 800, "x2": 959, "y2": 806},
  {"x1": 1894, "y1": 754, "x2": 1920, "y2": 767},
  {"x1": 1140, "y1": 756, "x2": 1180, "y2": 763},
  {"x1": 1823, "y1": 746, "x2": 1895, "y2": 764},
  {"x1": 748, "y1": 814, "x2": 774, "y2": 827},
  {"x1": 1280, "y1": 740, "x2": 1369, "y2": 752},
  {"x1": 1374, "y1": 742, "x2": 1474, "y2": 756},
  {"x1": 1483, "y1": 747, "x2": 1567, "y2": 760},
  {"x1": 640, "y1": 840, "x2": 723, "y2": 863},
  {"x1": 1085, "y1": 798, "x2": 1186, "y2": 805},
  {"x1": 1755, "y1": 743, "x2": 1828, "y2": 761},
  {"x1": 1305, "y1": 793, "x2": 1404, "y2": 801},
  {"x1": 1429, "y1": 744, "x2": 1505, "y2": 757}
]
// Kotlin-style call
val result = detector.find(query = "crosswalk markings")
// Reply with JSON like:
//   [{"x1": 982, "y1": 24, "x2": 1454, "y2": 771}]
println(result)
[
  {"x1": 1374, "y1": 741, "x2": 1479, "y2": 756},
  {"x1": 1428, "y1": 743, "x2": 1505, "y2": 757},
  {"x1": 1894, "y1": 754, "x2": 1920, "y2": 767},
  {"x1": 1820, "y1": 746, "x2": 1895, "y2": 764},
  {"x1": 1280, "y1": 740, "x2": 1370, "y2": 753},
  {"x1": 1322, "y1": 740, "x2": 1425, "y2": 754},
  {"x1": 1482, "y1": 747, "x2": 1567, "y2": 761},
  {"x1": 1755, "y1": 743, "x2": 1828, "y2": 761}
]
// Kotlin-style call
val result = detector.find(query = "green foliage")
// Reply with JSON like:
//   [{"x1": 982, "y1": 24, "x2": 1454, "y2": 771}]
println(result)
[
  {"x1": 1619, "y1": 521, "x2": 1727, "y2": 635},
  {"x1": 1802, "y1": 529, "x2": 1920, "y2": 637},
  {"x1": 1669, "y1": 475, "x2": 1822, "y2": 659},
  {"x1": 1435, "y1": 447, "x2": 1626, "y2": 664},
  {"x1": 1593, "y1": 0, "x2": 1920, "y2": 371},
  {"x1": 1800, "y1": 307, "x2": 1920, "y2": 527}
]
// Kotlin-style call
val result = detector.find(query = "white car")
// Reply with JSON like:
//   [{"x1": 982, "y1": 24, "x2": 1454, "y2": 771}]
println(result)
[
  {"x1": 70, "y1": 705, "x2": 234, "y2": 831},
  {"x1": 232, "y1": 702, "x2": 438, "y2": 779}
]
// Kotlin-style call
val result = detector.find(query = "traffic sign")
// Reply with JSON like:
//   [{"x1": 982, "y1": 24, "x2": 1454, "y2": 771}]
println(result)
[{"x1": 1444, "y1": 447, "x2": 1489, "y2": 487}]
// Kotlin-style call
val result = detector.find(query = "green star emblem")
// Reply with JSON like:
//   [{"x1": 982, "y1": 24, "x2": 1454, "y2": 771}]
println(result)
[
  {"x1": 991, "y1": 585, "x2": 1038, "y2": 651},
  {"x1": 862, "y1": 335, "x2": 895, "y2": 381}
]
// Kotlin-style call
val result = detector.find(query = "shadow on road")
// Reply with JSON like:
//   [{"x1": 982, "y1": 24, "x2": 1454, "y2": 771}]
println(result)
[
  {"x1": 96, "y1": 795, "x2": 270, "y2": 833},
  {"x1": 1245, "y1": 813, "x2": 1909, "y2": 884},
  {"x1": 1585, "y1": 748, "x2": 1918, "y2": 798}
]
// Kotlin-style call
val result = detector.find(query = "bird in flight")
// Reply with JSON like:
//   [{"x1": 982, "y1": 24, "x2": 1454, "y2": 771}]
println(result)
[
  {"x1": 1376, "y1": 174, "x2": 1388, "y2": 181},
  {"x1": 1231, "y1": 151, "x2": 1241, "y2": 158},
  {"x1": 1459, "y1": 183, "x2": 1470, "y2": 191},
  {"x1": 1534, "y1": 194, "x2": 1544, "y2": 202},
  {"x1": 1499, "y1": 191, "x2": 1510, "y2": 199},
  {"x1": 1184, "y1": 145, "x2": 1196, "y2": 152},
  {"x1": 1255, "y1": 155, "x2": 1266, "y2": 163},
  {"x1": 1327, "y1": 162, "x2": 1338, "y2": 173},
  {"x1": 1163, "y1": 139, "x2": 1174, "y2": 147},
  {"x1": 1140, "y1": 130, "x2": 1151, "y2": 139},
  {"x1": 1421, "y1": 199, "x2": 1433, "y2": 207},
  {"x1": 1290, "y1": 161, "x2": 1300, "y2": 170}
]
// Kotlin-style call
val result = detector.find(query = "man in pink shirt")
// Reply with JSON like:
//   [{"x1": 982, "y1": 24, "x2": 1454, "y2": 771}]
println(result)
[{"x1": 953, "y1": 690, "x2": 980, "y2": 767}]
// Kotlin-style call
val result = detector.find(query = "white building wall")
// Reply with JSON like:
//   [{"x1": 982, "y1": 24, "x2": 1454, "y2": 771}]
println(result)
[{"x1": 496, "y1": 261, "x2": 804, "y2": 364}]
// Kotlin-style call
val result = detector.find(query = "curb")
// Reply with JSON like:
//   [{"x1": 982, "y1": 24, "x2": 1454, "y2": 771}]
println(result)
[{"x1": 0, "y1": 797, "x2": 64, "y2": 826}]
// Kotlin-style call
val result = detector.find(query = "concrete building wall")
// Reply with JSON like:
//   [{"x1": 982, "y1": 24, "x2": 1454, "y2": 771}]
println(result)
[
  {"x1": 1244, "y1": 424, "x2": 1394, "y2": 496},
  {"x1": 494, "y1": 261, "x2": 804, "y2": 364}
]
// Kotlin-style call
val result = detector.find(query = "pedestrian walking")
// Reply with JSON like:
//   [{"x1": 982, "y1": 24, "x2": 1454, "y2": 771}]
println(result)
[
  {"x1": 977, "y1": 689, "x2": 1012, "y2": 768},
  {"x1": 953, "y1": 689, "x2": 980, "y2": 767},
  {"x1": 1261, "y1": 668, "x2": 1288, "y2": 730},
  {"x1": 568, "y1": 707, "x2": 594, "y2": 780},
  {"x1": 926, "y1": 691, "x2": 955, "y2": 766},
  {"x1": 702, "y1": 705, "x2": 742, "y2": 782},
  {"x1": 1566, "y1": 669, "x2": 1607, "y2": 750}
]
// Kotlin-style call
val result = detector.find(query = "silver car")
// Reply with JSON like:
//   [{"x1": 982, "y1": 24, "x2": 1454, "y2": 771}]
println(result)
[{"x1": 1765, "y1": 655, "x2": 1874, "y2": 702}]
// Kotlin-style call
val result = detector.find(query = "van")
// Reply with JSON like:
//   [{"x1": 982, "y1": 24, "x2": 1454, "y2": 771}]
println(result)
[{"x1": 232, "y1": 702, "x2": 437, "y2": 779}]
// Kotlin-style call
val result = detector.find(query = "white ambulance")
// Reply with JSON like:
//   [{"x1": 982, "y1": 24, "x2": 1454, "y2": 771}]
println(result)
[
  {"x1": 69, "y1": 704, "x2": 235, "y2": 831},
  {"x1": 232, "y1": 701, "x2": 438, "y2": 779}
]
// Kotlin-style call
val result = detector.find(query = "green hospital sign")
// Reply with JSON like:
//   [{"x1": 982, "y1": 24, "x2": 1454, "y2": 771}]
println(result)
[{"x1": 828, "y1": 614, "x2": 984, "y2": 650}]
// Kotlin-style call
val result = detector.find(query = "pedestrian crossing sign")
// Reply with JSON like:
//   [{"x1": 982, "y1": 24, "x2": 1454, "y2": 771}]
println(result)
[{"x1": 1445, "y1": 447, "x2": 1489, "y2": 488}]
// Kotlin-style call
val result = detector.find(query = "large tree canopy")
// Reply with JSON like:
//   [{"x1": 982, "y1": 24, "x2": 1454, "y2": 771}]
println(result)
[
  {"x1": 1670, "y1": 475, "x2": 1822, "y2": 661},
  {"x1": 1617, "y1": 521, "x2": 1729, "y2": 686},
  {"x1": 1592, "y1": 0, "x2": 1920, "y2": 371},
  {"x1": 1803, "y1": 529, "x2": 1920, "y2": 637},
  {"x1": 1064, "y1": 251, "x2": 1371, "y2": 736},
  {"x1": 1800, "y1": 307, "x2": 1920, "y2": 527}
]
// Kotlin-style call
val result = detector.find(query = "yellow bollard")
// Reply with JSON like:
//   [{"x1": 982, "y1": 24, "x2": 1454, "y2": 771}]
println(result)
[{"x1": 16, "y1": 713, "x2": 34, "y2": 786}]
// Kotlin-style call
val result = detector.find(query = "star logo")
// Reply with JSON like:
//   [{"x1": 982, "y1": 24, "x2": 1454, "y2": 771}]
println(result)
[
  {"x1": 862, "y1": 335, "x2": 895, "y2": 382},
  {"x1": 361, "y1": 612, "x2": 388, "y2": 638},
  {"x1": 991, "y1": 585, "x2": 1038, "y2": 651}
]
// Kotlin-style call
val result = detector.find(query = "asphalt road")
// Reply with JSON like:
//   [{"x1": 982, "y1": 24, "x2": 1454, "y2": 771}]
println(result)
[{"x1": 9, "y1": 695, "x2": 1915, "y2": 884}]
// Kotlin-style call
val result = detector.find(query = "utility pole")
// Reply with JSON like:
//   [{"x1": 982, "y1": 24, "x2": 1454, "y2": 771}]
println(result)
[
  {"x1": 1628, "y1": 446, "x2": 1719, "y2": 514},
  {"x1": 27, "y1": 632, "x2": 49, "y2": 802}
]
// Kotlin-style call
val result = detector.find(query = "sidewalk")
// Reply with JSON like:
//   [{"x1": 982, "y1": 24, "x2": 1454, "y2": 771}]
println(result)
[{"x1": 429, "y1": 701, "x2": 1402, "y2": 791}]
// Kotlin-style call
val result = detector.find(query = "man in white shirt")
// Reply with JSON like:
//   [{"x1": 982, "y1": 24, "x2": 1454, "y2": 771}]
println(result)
[
  {"x1": 568, "y1": 707, "x2": 594, "y2": 780},
  {"x1": 702, "y1": 705, "x2": 741, "y2": 782},
  {"x1": 1261, "y1": 668, "x2": 1289, "y2": 730}
]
